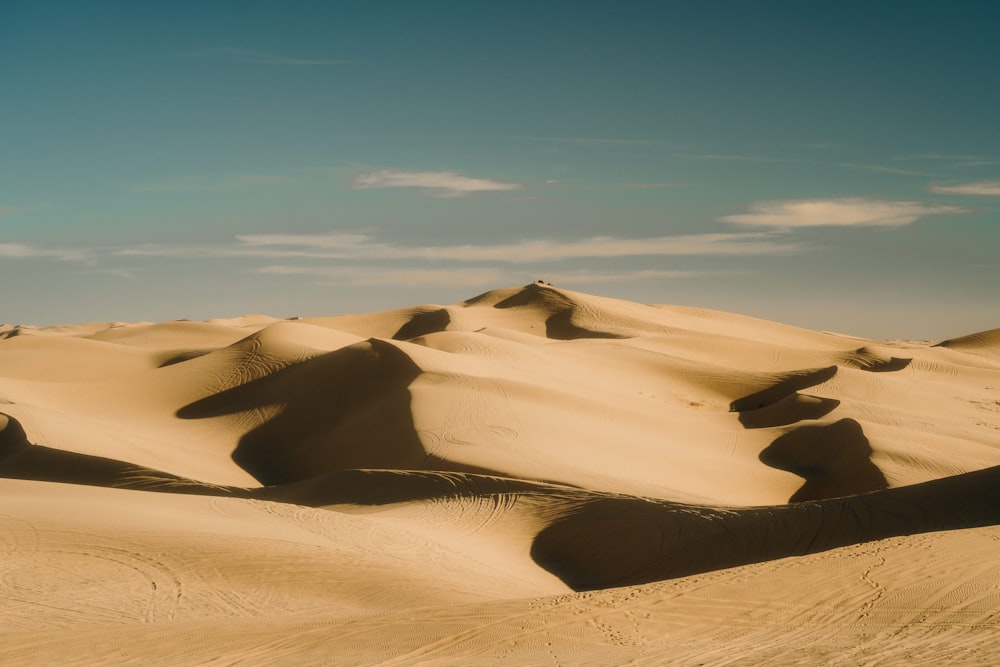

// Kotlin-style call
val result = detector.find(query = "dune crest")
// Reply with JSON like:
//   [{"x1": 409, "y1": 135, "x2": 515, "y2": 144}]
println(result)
[
  {"x1": 937, "y1": 327, "x2": 1000, "y2": 357},
  {"x1": 1, "y1": 284, "x2": 999, "y2": 664}
]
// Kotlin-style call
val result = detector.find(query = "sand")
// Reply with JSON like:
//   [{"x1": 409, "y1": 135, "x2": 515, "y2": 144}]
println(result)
[{"x1": 1, "y1": 283, "x2": 999, "y2": 665}]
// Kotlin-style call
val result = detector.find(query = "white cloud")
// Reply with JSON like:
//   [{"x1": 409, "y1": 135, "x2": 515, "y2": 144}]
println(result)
[
  {"x1": 352, "y1": 170, "x2": 520, "y2": 197},
  {"x1": 256, "y1": 264, "x2": 704, "y2": 288},
  {"x1": 0, "y1": 243, "x2": 91, "y2": 262},
  {"x1": 929, "y1": 181, "x2": 1000, "y2": 196},
  {"x1": 258, "y1": 265, "x2": 702, "y2": 288},
  {"x1": 720, "y1": 198, "x2": 968, "y2": 228},
  {"x1": 611, "y1": 182, "x2": 689, "y2": 190},
  {"x1": 23, "y1": 231, "x2": 799, "y2": 274},
  {"x1": 258, "y1": 265, "x2": 508, "y2": 288},
  {"x1": 120, "y1": 235, "x2": 381, "y2": 261},
  {"x1": 237, "y1": 233, "x2": 371, "y2": 248},
  {"x1": 232, "y1": 232, "x2": 801, "y2": 261},
  {"x1": 545, "y1": 269, "x2": 701, "y2": 284},
  {"x1": 132, "y1": 173, "x2": 292, "y2": 193}
]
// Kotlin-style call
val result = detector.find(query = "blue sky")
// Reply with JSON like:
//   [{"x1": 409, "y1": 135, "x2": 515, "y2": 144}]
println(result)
[{"x1": 2, "y1": 1, "x2": 999, "y2": 338}]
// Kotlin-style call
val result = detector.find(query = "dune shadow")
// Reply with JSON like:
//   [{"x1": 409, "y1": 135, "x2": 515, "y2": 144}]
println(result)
[
  {"x1": 178, "y1": 338, "x2": 505, "y2": 485},
  {"x1": 737, "y1": 394, "x2": 841, "y2": 429},
  {"x1": 543, "y1": 309, "x2": 627, "y2": 340},
  {"x1": 176, "y1": 339, "x2": 430, "y2": 485},
  {"x1": 156, "y1": 349, "x2": 213, "y2": 368},
  {"x1": 0, "y1": 412, "x2": 245, "y2": 496},
  {"x1": 254, "y1": 468, "x2": 547, "y2": 507},
  {"x1": 0, "y1": 408, "x2": 504, "y2": 501},
  {"x1": 393, "y1": 308, "x2": 451, "y2": 340},
  {"x1": 531, "y1": 463, "x2": 1000, "y2": 591},
  {"x1": 729, "y1": 366, "x2": 838, "y2": 412},
  {"x1": 860, "y1": 356, "x2": 911, "y2": 373},
  {"x1": 838, "y1": 348, "x2": 912, "y2": 373},
  {"x1": 759, "y1": 418, "x2": 888, "y2": 501},
  {"x1": 730, "y1": 366, "x2": 890, "y2": 502},
  {"x1": 493, "y1": 283, "x2": 626, "y2": 340}
]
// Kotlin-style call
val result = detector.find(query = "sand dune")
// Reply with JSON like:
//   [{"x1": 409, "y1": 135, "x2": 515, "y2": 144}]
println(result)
[
  {"x1": 938, "y1": 327, "x2": 1000, "y2": 356},
  {"x1": 2, "y1": 283, "x2": 999, "y2": 664}
]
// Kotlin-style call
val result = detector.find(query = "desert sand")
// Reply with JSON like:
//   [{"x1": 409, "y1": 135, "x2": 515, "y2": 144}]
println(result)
[{"x1": 2, "y1": 283, "x2": 999, "y2": 665}]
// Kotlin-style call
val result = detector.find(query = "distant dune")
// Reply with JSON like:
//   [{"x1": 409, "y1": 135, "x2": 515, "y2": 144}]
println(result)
[{"x1": 2, "y1": 283, "x2": 1000, "y2": 665}]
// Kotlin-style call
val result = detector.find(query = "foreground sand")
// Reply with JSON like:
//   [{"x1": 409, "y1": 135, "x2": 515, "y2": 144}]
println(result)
[{"x1": 2, "y1": 283, "x2": 999, "y2": 665}]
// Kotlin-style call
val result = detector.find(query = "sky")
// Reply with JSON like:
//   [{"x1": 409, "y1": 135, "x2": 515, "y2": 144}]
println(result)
[{"x1": 2, "y1": 0, "x2": 999, "y2": 339}]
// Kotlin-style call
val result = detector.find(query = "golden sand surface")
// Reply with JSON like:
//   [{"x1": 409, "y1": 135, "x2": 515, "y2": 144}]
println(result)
[{"x1": 2, "y1": 284, "x2": 999, "y2": 665}]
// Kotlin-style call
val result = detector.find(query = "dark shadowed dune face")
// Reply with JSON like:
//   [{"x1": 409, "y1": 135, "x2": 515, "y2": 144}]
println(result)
[
  {"x1": 759, "y1": 418, "x2": 888, "y2": 501},
  {"x1": 177, "y1": 339, "x2": 428, "y2": 485},
  {"x1": 494, "y1": 283, "x2": 644, "y2": 339},
  {"x1": 392, "y1": 307, "x2": 452, "y2": 341},
  {"x1": 736, "y1": 393, "x2": 841, "y2": 428},
  {"x1": 530, "y1": 464, "x2": 1000, "y2": 591},
  {"x1": 729, "y1": 366, "x2": 839, "y2": 413}
]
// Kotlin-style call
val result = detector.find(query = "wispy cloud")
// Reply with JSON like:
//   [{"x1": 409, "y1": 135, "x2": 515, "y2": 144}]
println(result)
[
  {"x1": 258, "y1": 266, "x2": 699, "y2": 288},
  {"x1": 545, "y1": 269, "x2": 701, "y2": 284},
  {"x1": 898, "y1": 153, "x2": 983, "y2": 161},
  {"x1": 515, "y1": 136, "x2": 673, "y2": 146},
  {"x1": 83, "y1": 267, "x2": 139, "y2": 280},
  {"x1": 352, "y1": 170, "x2": 520, "y2": 198},
  {"x1": 894, "y1": 153, "x2": 1000, "y2": 168},
  {"x1": 929, "y1": 181, "x2": 1000, "y2": 195},
  {"x1": 610, "y1": 182, "x2": 689, "y2": 190},
  {"x1": 132, "y1": 173, "x2": 293, "y2": 193},
  {"x1": 672, "y1": 152, "x2": 799, "y2": 164},
  {"x1": 720, "y1": 198, "x2": 968, "y2": 228},
  {"x1": 14, "y1": 232, "x2": 801, "y2": 275},
  {"x1": 259, "y1": 265, "x2": 509, "y2": 287},
  {"x1": 232, "y1": 232, "x2": 801, "y2": 261},
  {"x1": 838, "y1": 163, "x2": 932, "y2": 177},
  {"x1": 0, "y1": 242, "x2": 91, "y2": 262},
  {"x1": 181, "y1": 47, "x2": 355, "y2": 66}
]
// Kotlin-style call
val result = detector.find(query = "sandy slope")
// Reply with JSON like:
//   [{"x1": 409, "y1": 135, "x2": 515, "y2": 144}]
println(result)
[{"x1": 1, "y1": 283, "x2": 999, "y2": 665}]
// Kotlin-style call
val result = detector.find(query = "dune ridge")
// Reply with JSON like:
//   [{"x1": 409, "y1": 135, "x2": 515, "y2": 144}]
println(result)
[{"x1": 1, "y1": 283, "x2": 999, "y2": 664}]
